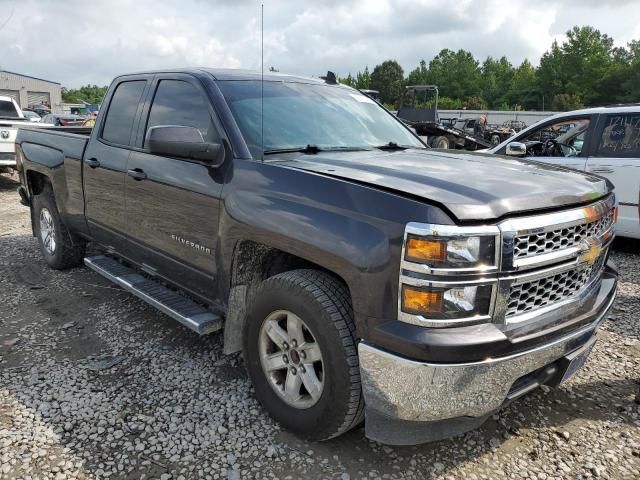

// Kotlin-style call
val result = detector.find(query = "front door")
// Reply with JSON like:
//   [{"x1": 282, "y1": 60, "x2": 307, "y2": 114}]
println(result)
[
  {"x1": 84, "y1": 78, "x2": 149, "y2": 252},
  {"x1": 586, "y1": 113, "x2": 640, "y2": 239},
  {"x1": 124, "y1": 76, "x2": 225, "y2": 302},
  {"x1": 500, "y1": 115, "x2": 593, "y2": 171}
]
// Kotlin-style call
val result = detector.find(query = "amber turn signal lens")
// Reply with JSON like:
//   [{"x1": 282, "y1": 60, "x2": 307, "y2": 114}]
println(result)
[
  {"x1": 613, "y1": 207, "x2": 619, "y2": 224},
  {"x1": 402, "y1": 287, "x2": 442, "y2": 315},
  {"x1": 406, "y1": 237, "x2": 446, "y2": 263}
]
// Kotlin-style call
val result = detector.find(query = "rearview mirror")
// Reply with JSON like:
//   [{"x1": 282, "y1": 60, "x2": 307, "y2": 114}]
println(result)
[
  {"x1": 146, "y1": 125, "x2": 225, "y2": 166},
  {"x1": 505, "y1": 141, "x2": 527, "y2": 157}
]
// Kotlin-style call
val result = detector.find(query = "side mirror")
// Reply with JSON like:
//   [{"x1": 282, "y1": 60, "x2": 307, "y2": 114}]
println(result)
[
  {"x1": 505, "y1": 141, "x2": 527, "y2": 157},
  {"x1": 146, "y1": 125, "x2": 225, "y2": 166}
]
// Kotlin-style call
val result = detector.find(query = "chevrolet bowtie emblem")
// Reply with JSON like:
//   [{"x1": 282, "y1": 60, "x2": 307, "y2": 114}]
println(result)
[{"x1": 578, "y1": 240, "x2": 602, "y2": 266}]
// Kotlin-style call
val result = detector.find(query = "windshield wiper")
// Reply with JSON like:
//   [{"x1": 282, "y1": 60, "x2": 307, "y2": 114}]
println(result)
[
  {"x1": 373, "y1": 142, "x2": 412, "y2": 151},
  {"x1": 263, "y1": 145, "x2": 369, "y2": 155}
]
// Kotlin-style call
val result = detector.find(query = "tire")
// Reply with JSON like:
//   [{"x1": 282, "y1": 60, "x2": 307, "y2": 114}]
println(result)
[
  {"x1": 32, "y1": 184, "x2": 86, "y2": 269},
  {"x1": 490, "y1": 134, "x2": 502, "y2": 146},
  {"x1": 432, "y1": 136, "x2": 450, "y2": 149},
  {"x1": 244, "y1": 269, "x2": 364, "y2": 441}
]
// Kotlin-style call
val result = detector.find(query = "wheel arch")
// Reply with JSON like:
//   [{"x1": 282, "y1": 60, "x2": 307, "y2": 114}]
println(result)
[{"x1": 222, "y1": 239, "x2": 355, "y2": 354}]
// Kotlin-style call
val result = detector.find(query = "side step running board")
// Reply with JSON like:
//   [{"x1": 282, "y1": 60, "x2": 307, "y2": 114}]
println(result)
[{"x1": 84, "y1": 255, "x2": 223, "y2": 335}]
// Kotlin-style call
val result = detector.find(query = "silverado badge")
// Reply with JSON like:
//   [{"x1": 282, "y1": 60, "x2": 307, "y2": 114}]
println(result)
[{"x1": 170, "y1": 234, "x2": 212, "y2": 255}]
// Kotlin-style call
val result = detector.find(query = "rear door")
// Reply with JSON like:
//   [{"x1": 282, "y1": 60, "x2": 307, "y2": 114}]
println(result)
[
  {"x1": 124, "y1": 74, "x2": 225, "y2": 301},
  {"x1": 586, "y1": 112, "x2": 640, "y2": 239},
  {"x1": 83, "y1": 76, "x2": 150, "y2": 251}
]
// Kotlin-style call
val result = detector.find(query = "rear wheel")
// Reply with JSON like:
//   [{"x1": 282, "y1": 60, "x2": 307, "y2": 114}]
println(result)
[
  {"x1": 32, "y1": 184, "x2": 86, "y2": 269},
  {"x1": 244, "y1": 269, "x2": 364, "y2": 441},
  {"x1": 432, "y1": 136, "x2": 450, "y2": 149}
]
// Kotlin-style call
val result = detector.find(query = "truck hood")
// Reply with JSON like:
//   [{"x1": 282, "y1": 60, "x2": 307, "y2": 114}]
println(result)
[{"x1": 279, "y1": 149, "x2": 612, "y2": 221}]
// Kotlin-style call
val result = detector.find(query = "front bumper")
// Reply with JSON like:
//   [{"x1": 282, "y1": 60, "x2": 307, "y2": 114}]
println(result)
[
  {"x1": 359, "y1": 272, "x2": 616, "y2": 444},
  {"x1": 0, "y1": 152, "x2": 16, "y2": 167}
]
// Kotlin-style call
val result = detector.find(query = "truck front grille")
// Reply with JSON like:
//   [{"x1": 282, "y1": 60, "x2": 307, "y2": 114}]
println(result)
[
  {"x1": 505, "y1": 255, "x2": 605, "y2": 318},
  {"x1": 513, "y1": 211, "x2": 614, "y2": 260}
]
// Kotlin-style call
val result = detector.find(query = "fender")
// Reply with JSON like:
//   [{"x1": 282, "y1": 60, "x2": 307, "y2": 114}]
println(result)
[{"x1": 217, "y1": 159, "x2": 453, "y2": 337}]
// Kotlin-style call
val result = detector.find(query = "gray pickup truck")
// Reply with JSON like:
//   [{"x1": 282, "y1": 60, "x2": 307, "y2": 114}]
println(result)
[{"x1": 15, "y1": 68, "x2": 617, "y2": 445}]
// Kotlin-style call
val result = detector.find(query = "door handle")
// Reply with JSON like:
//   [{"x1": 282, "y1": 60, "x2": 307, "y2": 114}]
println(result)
[
  {"x1": 589, "y1": 167, "x2": 614, "y2": 174},
  {"x1": 85, "y1": 158, "x2": 100, "y2": 168},
  {"x1": 127, "y1": 168, "x2": 147, "y2": 181}
]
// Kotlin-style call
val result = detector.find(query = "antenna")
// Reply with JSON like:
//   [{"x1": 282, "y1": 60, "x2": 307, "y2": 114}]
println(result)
[{"x1": 261, "y1": 3, "x2": 264, "y2": 161}]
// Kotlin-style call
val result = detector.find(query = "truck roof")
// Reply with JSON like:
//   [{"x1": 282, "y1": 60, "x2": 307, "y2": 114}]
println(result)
[{"x1": 115, "y1": 68, "x2": 329, "y2": 85}]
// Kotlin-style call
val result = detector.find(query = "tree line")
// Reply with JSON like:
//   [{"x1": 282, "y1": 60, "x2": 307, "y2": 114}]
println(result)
[
  {"x1": 339, "y1": 26, "x2": 640, "y2": 111},
  {"x1": 62, "y1": 85, "x2": 108, "y2": 105}
]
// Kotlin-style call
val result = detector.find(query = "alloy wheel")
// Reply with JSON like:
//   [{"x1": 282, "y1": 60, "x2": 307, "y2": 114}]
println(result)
[{"x1": 258, "y1": 310, "x2": 325, "y2": 409}]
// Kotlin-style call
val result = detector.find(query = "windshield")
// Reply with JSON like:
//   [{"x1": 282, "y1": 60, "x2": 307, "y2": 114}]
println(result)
[{"x1": 216, "y1": 80, "x2": 424, "y2": 157}]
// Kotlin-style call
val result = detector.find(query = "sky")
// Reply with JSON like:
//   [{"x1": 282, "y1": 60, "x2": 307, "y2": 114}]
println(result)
[{"x1": 2, "y1": 0, "x2": 639, "y2": 88}]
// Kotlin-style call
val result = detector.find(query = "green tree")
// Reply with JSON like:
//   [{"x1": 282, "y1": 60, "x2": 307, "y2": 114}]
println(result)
[
  {"x1": 507, "y1": 60, "x2": 541, "y2": 110},
  {"x1": 428, "y1": 49, "x2": 482, "y2": 101},
  {"x1": 354, "y1": 66, "x2": 371, "y2": 89},
  {"x1": 462, "y1": 96, "x2": 487, "y2": 110},
  {"x1": 62, "y1": 85, "x2": 108, "y2": 104},
  {"x1": 538, "y1": 40, "x2": 565, "y2": 103},
  {"x1": 480, "y1": 56, "x2": 514, "y2": 108},
  {"x1": 437, "y1": 96, "x2": 462, "y2": 109},
  {"x1": 339, "y1": 73, "x2": 356, "y2": 87},
  {"x1": 406, "y1": 59, "x2": 429, "y2": 86},
  {"x1": 622, "y1": 40, "x2": 640, "y2": 102},
  {"x1": 551, "y1": 93, "x2": 584, "y2": 111},
  {"x1": 370, "y1": 60, "x2": 404, "y2": 106}
]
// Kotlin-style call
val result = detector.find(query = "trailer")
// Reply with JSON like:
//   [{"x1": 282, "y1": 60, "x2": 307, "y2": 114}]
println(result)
[{"x1": 397, "y1": 85, "x2": 491, "y2": 150}]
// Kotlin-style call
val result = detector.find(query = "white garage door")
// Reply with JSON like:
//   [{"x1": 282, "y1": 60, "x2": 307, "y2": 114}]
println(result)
[
  {"x1": 27, "y1": 91, "x2": 51, "y2": 106},
  {"x1": 0, "y1": 89, "x2": 20, "y2": 103}
]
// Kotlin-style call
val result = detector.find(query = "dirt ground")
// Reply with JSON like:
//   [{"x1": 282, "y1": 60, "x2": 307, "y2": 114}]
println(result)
[{"x1": 1, "y1": 171, "x2": 639, "y2": 480}]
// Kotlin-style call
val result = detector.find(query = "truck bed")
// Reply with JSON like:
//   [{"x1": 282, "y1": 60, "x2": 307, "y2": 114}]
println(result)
[{"x1": 17, "y1": 127, "x2": 91, "y2": 162}]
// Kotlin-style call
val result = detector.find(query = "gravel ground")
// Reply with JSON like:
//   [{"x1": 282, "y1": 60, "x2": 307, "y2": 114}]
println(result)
[{"x1": 1, "y1": 171, "x2": 639, "y2": 480}]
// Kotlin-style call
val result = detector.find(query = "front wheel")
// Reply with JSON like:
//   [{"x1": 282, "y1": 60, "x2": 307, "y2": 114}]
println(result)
[
  {"x1": 490, "y1": 134, "x2": 502, "y2": 146},
  {"x1": 244, "y1": 270, "x2": 364, "y2": 441}
]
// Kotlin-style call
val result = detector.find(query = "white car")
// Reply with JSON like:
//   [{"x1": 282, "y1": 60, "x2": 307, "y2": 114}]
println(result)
[
  {"x1": 22, "y1": 110, "x2": 42, "y2": 122},
  {"x1": 0, "y1": 96, "x2": 44, "y2": 169},
  {"x1": 489, "y1": 105, "x2": 640, "y2": 240}
]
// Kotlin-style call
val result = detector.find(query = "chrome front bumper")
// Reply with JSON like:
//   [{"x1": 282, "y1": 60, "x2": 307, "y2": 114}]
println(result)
[{"x1": 359, "y1": 278, "x2": 616, "y2": 424}]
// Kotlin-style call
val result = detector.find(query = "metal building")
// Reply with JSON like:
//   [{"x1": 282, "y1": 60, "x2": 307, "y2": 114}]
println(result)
[{"x1": 0, "y1": 70, "x2": 62, "y2": 113}]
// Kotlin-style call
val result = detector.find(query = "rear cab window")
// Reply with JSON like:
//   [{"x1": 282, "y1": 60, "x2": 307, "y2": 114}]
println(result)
[
  {"x1": 0, "y1": 99, "x2": 19, "y2": 118},
  {"x1": 101, "y1": 80, "x2": 147, "y2": 146},
  {"x1": 594, "y1": 114, "x2": 640, "y2": 157}
]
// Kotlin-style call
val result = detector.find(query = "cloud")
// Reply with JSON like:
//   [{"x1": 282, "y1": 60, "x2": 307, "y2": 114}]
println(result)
[{"x1": 0, "y1": 0, "x2": 638, "y2": 87}]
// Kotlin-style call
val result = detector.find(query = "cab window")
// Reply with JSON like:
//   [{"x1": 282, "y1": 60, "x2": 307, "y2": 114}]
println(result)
[
  {"x1": 145, "y1": 80, "x2": 218, "y2": 146},
  {"x1": 521, "y1": 118, "x2": 590, "y2": 155},
  {"x1": 594, "y1": 114, "x2": 640, "y2": 158},
  {"x1": 101, "y1": 80, "x2": 147, "y2": 146}
]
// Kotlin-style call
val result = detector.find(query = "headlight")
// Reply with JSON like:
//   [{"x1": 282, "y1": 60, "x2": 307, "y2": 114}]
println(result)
[
  {"x1": 405, "y1": 234, "x2": 496, "y2": 269},
  {"x1": 401, "y1": 284, "x2": 493, "y2": 320}
]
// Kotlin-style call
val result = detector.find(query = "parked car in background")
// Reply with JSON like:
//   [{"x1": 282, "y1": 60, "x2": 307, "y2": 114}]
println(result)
[
  {"x1": 485, "y1": 120, "x2": 528, "y2": 146},
  {"x1": 15, "y1": 68, "x2": 617, "y2": 445},
  {"x1": 490, "y1": 105, "x2": 640, "y2": 239},
  {"x1": 22, "y1": 110, "x2": 42, "y2": 122},
  {"x1": 27, "y1": 104, "x2": 51, "y2": 117},
  {"x1": 40, "y1": 114, "x2": 85, "y2": 126},
  {"x1": 453, "y1": 118, "x2": 476, "y2": 135},
  {"x1": 0, "y1": 96, "x2": 44, "y2": 170}
]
